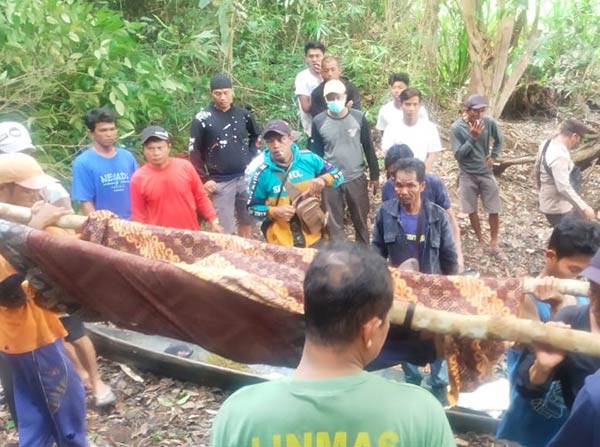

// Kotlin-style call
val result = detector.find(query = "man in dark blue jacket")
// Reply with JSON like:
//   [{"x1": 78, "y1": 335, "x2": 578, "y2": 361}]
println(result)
[
  {"x1": 372, "y1": 157, "x2": 458, "y2": 404},
  {"x1": 372, "y1": 157, "x2": 458, "y2": 274}
]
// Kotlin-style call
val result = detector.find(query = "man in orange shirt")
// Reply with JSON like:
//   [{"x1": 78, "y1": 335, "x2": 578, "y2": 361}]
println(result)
[
  {"x1": 131, "y1": 126, "x2": 223, "y2": 231},
  {"x1": 0, "y1": 153, "x2": 88, "y2": 446}
]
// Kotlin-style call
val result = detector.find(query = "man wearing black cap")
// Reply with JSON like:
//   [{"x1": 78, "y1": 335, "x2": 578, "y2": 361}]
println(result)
[
  {"x1": 247, "y1": 120, "x2": 343, "y2": 247},
  {"x1": 450, "y1": 94, "x2": 504, "y2": 254},
  {"x1": 188, "y1": 74, "x2": 260, "y2": 237},
  {"x1": 132, "y1": 126, "x2": 222, "y2": 232},
  {"x1": 534, "y1": 119, "x2": 596, "y2": 226}
]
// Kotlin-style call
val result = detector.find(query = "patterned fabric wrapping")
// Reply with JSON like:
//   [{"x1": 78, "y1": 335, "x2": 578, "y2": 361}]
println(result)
[{"x1": 0, "y1": 212, "x2": 523, "y2": 396}]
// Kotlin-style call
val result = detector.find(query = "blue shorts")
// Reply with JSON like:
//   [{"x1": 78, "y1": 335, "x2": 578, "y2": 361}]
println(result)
[{"x1": 0, "y1": 339, "x2": 88, "y2": 447}]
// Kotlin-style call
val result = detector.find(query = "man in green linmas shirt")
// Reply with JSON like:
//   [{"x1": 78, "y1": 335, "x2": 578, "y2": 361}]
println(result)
[
  {"x1": 450, "y1": 94, "x2": 504, "y2": 255},
  {"x1": 211, "y1": 243, "x2": 455, "y2": 447}
]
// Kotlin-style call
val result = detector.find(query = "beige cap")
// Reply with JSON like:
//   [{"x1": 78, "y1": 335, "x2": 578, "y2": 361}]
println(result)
[
  {"x1": 323, "y1": 79, "x2": 346, "y2": 97},
  {"x1": 0, "y1": 153, "x2": 58, "y2": 190}
]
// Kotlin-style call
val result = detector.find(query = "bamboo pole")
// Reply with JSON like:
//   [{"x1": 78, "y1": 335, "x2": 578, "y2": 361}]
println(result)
[
  {"x1": 1, "y1": 201, "x2": 598, "y2": 356},
  {"x1": 389, "y1": 301, "x2": 600, "y2": 357},
  {"x1": 0, "y1": 202, "x2": 86, "y2": 231}
]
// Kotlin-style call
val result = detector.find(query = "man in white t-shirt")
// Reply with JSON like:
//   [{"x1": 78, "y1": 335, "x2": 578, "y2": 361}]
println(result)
[
  {"x1": 381, "y1": 88, "x2": 442, "y2": 171},
  {"x1": 376, "y1": 72, "x2": 429, "y2": 140},
  {"x1": 294, "y1": 41, "x2": 325, "y2": 136}
]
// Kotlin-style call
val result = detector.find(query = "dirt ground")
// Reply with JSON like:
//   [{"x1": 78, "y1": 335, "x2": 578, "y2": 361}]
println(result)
[{"x1": 1, "y1": 117, "x2": 598, "y2": 446}]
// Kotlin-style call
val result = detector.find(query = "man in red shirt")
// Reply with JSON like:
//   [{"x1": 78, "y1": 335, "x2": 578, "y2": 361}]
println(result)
[{"x1": 131, "y1": 126, "x2": 223, "y2": 232}]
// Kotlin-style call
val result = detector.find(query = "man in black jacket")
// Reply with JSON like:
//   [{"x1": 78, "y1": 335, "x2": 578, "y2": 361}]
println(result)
[
  {"x1": 310, "y1": 56, "x2": 361, "y2": 117},
  {"x1": 189, "y1": 74, "x2": 260, "y2": 237}
]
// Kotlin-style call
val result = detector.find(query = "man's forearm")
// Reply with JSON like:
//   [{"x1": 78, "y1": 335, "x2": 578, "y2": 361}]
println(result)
[
  {"x1": 81, "y1": 201, "x2": 95, "y2": 216},
  {"x1": 425, "y1": 153, "x2": 438, "y2": 172}
]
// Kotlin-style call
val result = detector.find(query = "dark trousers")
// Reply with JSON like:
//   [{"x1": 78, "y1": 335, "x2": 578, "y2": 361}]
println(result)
[{"x1": 323, "y1": 175, "x2": 370, "y2": 244}]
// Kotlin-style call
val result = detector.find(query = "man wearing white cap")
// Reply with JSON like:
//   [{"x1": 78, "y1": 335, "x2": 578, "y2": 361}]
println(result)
[
  {"x1": 0, "y1": 121, "x2": 72, "y2": 209},
  {"x1": 0, "y1": 153, "x2": 89, "y2": 446},
  {"x1": 309, "y1": 79, "x2": 379, "y2": 244}
]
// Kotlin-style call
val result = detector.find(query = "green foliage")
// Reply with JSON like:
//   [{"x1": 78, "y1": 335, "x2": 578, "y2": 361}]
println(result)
[
  {"x1": 531, "y1": 0, "x2": 600, "y2": 108},
  {"x1": 0, "y1": 0, "x2": 206, "y2": 180},
  {"x1": 2, "y1": 0, "x2": 598, "y2": 188}
]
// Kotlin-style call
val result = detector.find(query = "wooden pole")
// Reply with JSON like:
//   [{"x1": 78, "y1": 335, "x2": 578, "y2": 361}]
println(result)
[
  {"x1": 389, "y1": 301, "x2": 600, "y2": 357},
  {"x1": 1, "y1": 201, "x2": 598, "y2": 355},
  {"x1": 0, "y1": 202, "x2": 86, "y2": 231}
]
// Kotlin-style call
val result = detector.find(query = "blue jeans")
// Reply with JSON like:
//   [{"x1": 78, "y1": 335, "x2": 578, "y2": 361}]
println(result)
[
  {"x1": 0, "y1": 340, "x2": 88, "y2": 447},
  {"x1": 402, "y1": 358, "x2": 448, "y2": 388}
]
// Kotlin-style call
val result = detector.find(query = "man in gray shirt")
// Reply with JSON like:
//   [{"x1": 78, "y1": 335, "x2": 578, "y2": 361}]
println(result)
[
  {"x1": 309, "y1": 80, "x2": 379, "y2": 244},
  {"x1": 450, "y1": 94, "x2": 503, "y2": 253}
]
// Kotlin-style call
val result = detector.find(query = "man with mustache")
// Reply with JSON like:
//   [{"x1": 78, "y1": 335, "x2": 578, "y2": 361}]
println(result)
[
  {"x1": 130, "y1": 125, "x2": 223, "y2": 232},
  {"x1": 248, "y1": 120, "x2": 343, "y2": 248},
  {"x1": 372, "y1": 157, "x2": 458, "y2": 404}
]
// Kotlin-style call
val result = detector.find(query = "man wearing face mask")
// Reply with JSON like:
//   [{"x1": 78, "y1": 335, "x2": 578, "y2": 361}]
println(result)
[
  {"x1": 309, "y1": 80, "x2": 379, "y2": 244},
  {"x1": 309, "y1": 56, "x2": 362, "y2": 118}
]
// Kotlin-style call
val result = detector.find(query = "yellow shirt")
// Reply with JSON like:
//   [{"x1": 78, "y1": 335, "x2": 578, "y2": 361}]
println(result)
[{"x1": 0, "y1": 243, "x2": 67, "y2": 354}]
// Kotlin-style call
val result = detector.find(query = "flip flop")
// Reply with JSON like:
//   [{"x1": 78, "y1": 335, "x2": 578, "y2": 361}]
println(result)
[{"x1": 94, "y1": 387, "x2": 117, "y2": 407}]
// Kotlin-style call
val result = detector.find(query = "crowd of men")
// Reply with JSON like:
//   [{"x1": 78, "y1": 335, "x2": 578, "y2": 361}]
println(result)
[{"x1": 0, "y1": 39, "x2": 599, "y2": 446}]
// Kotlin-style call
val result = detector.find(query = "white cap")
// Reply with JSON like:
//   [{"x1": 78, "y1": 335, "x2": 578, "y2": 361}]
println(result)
[
  {"x1": 323, "y1": 79, "x2": 347, "y2": 97},
  {"x1": 0, "y1": 122, "x2": 34, "y2": 154}
]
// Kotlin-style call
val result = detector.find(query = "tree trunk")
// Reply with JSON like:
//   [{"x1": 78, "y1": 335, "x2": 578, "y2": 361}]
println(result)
[
  {"x1": 457, "y1": 0, "x2": 541, "y2": 118},
  {"x1": 494, "y1": 137, "x2": 600, "y2": 175}
]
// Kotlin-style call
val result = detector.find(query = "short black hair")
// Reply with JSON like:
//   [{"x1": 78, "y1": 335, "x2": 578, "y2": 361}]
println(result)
[
  {"x1": 388, "y1": 72, "x2": 410, "y2": 87},
  {"x1": 303, "y1": 243, "x2": 393, "y2": 345},
  {"x1": 400, "y1": 87, "x2": 421, "y2": 103},
  {"x1": 304, "y1": 41, "x2": 326, "y2": 55},
  {"x1": 560, "y1": 119, "x2": 590, "y2": 137},
  {"x1": 385, "y1": 144, "x2": 414, "y2": 169},
  {"x1": 393, "y1": 157, "x2": 425, "y2": 183},
  {"x1": 85, "y1": 108, "x2": 117, "y2": 131},
  {"x1": 548, "y1": 218, "x2": 600, "y2": 260}
]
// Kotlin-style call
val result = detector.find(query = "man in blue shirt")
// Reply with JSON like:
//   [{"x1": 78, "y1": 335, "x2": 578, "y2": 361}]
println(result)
[
  {"x1": 382, "y1": 144, "x2": 463, "y2": 271},
  {"x1": 548, "y1": 368, "x2": 600, "y2": 446},
  {"x1": 71, "y1": 108, "x2": 137, "y2": 219},
  {"x1": 372, "y1": 157, "x2": 458, "y2": 404},
  {"x1": 497, "y1": 219, "x2": 600, "y2": 446}
]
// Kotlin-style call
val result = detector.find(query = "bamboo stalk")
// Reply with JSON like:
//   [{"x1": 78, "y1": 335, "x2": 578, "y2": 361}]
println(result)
[
  {"x1": 0, "y1": 202, "x2": 86, "y2": 230},
  {"x1": 389, "y1": 301, "x2": 600, "y2": 357}
]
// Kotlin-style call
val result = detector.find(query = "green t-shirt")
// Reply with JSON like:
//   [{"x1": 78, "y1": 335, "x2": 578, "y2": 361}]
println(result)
[{"x1": 211, "y1": 371, "x2": 455, "y2": 447}]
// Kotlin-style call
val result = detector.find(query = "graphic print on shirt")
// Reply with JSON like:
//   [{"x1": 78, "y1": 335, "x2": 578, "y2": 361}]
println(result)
[
  {"x1": 99, "y1": 171, "x2": 131, "y2": 193},
  {"x1": 248, "y1": 430, "x2": 401, "y2": 447}
]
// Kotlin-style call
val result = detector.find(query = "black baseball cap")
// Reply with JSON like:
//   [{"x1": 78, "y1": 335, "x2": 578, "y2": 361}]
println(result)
[
  {"x1": 261, "y1": 120, "x2": 301, "y2": 140},
  {"x1": 465, "y1": 94, "x2": 488, "y2": 110},
  {"x1": 140, "y1": 126, "x2": 169, "y2": 145}
]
